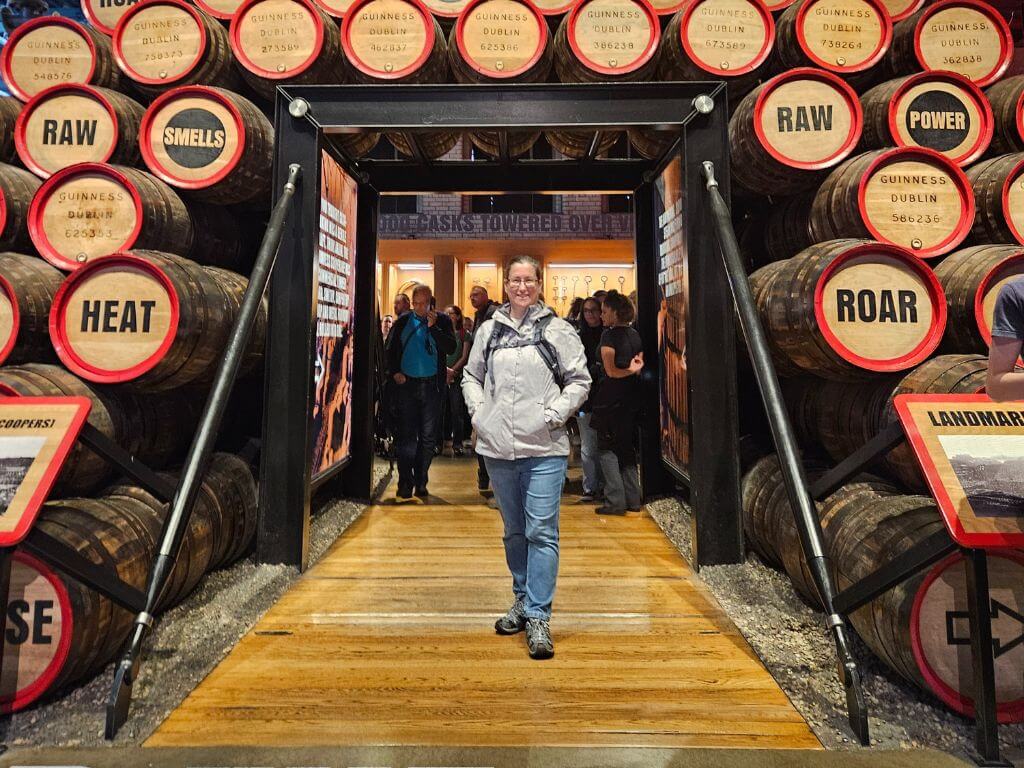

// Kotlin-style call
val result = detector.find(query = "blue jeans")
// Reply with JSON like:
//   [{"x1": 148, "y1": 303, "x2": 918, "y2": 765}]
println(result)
[
  {"x1": 485, "y1": 455, "x2": 567, "y2": 621},
  {"x1": 576, "y1": 411, "x2": 603, "y2": 495},
  {"x1": 396, "y1": 377, "x2": 442, "y2": 491}
]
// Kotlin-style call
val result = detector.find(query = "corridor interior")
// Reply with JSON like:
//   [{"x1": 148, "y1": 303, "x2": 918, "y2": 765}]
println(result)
[{"x1": 145, "y1": 458, "x2": 819, "y2": 749}]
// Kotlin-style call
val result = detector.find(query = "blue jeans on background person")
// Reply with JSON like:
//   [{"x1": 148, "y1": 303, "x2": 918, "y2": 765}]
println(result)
[
  {"x1": 576, "y1": 411, "x2": 603, "y2": 496},
  {"x1": 396, "y1": 377, "x2": 442, "y2": 492},
  {"x1": 485, "y1": 455, "x2": 568, "y2": 621}
]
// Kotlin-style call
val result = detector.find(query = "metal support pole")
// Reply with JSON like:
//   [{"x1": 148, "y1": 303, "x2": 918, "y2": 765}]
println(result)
[
  {"x1": 702, "y1": 160, "x2": 868, "y2": 745},
  {"x1": 104, "y1": 164, "x2": 302, "y2": 740},
  {"x1": 965, "y1": 548, "x2": 1010, "y2": 767}
]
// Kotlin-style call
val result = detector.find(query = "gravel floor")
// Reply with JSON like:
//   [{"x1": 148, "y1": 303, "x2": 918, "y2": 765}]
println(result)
[
  {"x1": 0, "y1": 462, "x2": 393, "y2": 749},
  {"x1": 646, "y1": 495, "x2": 1024, "y2": 766}
]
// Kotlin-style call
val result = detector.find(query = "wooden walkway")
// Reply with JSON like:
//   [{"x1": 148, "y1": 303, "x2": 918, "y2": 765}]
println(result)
[{"x1": 146, "y1": 458, "x2": 820, "y2": 749}]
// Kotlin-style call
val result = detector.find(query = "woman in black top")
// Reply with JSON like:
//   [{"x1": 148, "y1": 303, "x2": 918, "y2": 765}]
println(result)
[
  {"x1": 591, "y1": 291, "x2": 644, "y2": 514},
  {"x1": 576, "y1": 296, "x2": 606, "y2": 502}
]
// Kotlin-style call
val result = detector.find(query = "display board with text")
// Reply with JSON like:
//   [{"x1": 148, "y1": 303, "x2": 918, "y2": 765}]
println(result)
[
  {"x1": 895, "y1": 394, "x2": 1024, "y2": 548},
  {"x1": 311, "y1": 152, "x2": 358, "y2": 479},
  {"x1": 654, "y1": 155, "x2": 689, "y2": 477}
]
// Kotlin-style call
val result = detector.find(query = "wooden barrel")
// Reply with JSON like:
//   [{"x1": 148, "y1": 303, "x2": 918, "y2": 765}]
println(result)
[
  {"x1": 83, "y1": 0, "x2": 144, "y2": 35},
  {"x1": 0, "y1": 551, "x2": 73, "y2": 713},
  {"x1": 113, "y1": 0, "x2": 240, "y2": 97},
  {"x1": 627, "y1": 127, "x2": 677, "y2": 161},
  {"x1": 206, "y1": 265, "x2": 267, "y2": 375},
  {"x1": 762, "y1": 191, "x2": 814, "y2": 262},
  {"x1": 0, "y1": 252, "x2": 63, "y2": 365},
  {"x1": 185, "y1": 204, "x2": 253, "y2": 272},
  {"x1": 729, "y1": 67, "x2": 862, "y2": 196},
  {"x1": 0, "y1": 363, "x2": 118, "y2": 493},
  {"x1": 879, "y1": 353, "x2": 989, "y2": 490},
  {"x1": 140, "y1": 86, "x2": 273, "y2": 207},
  {"x1": 964, "y1": 153, "x2": 1024, "y2": 246},
  {"x1": 747, "y1": 258, "x2": 803, "y2": 377},
  {"x1": 14, "y1": 84, "x2": 144, "y2": 179},
  {"x1": 548, "y1": 0, "x2": 658, "y2": 157},
  {"x1": 656, "y1": 0, "x2": 774, "y2": 98},
  {"x1": 808, "y1": 147, "x2": 974, "y2": 259},
  {"x1": 774, "y1": 0, "x2": 892, "y2": 88},
  {"x1": 28, "y1": 163, "x2": 193, "y2": 271},
  {"x1": 934, "y1": 245, "x2": 1024, "y2": 354},
  {"x1": 522, "y1": 0, "x2": 573, "y2": 14},
  {"x1": 876, "y1": 0, "x2": 923, "y2": 22},
  {"x1": 762, "y1": 0, "x2": 797, "y2": 11},
  {"x1": 343, "y1": 0, "x2": 448, "y2": 83},
  {"x1": 194, "y1": 0, "x2": 249, "y2": 20},
  {"x1": 0, "y1": 17, "x2": 122, "y2": 102},
  {"x1": 49, "y1": 250, "x2": 262, "y2": 390},
  {"x1": 985, "y1": 76, "x2": 1024, "y2": 157},
  {"x1": 886, "y1": 0, "x2": 1012, "y2": 88},
  {"x1": 198, "y1": 452, "x2": 259, "y2": 568},
  {"x1": 757, "y1": 239, "x2": 945, "y2": 380},
  {"x1": 809, "y1": 375, "x2": 898, "y2": 461},
  {"x1": 449, "y1": 0, "x2": 551, "y2": 158},
  {"x1": 0, "y1": 97, "x2": 21, "y2": 164},
  {"x1": 828, "y1": 491, "x2": 1024, "y2": 720},
  {"x1": 0, "y1": 164, "x2": 42, "y2": 253},
  {"x1": 230, "y1": 0, "x2": 347, "y2": 100},
  {"x1": 859, "y1": 72, "x2": 993, "y2": 167},
  {"x1": 779, "y1": 475, "x2": 901, "y2": 607}
]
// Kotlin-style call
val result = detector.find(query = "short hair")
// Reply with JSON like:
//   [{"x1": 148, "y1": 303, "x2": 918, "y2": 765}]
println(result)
[
  {"x1": 593, "y1": 289, "x2": 608, "y2": 301},
  {"x1": 411, "y1": 283, "x2": 432, "y2": 300},
  {"x1": 603, "y1": 289, "x2": 635, "y2": 324},
  {"x1": 507, "y1": 254, "x2": 542, "y2": 281},
  {"x1": 470, "y1": 285, "x2": 489, "y2": 296}
]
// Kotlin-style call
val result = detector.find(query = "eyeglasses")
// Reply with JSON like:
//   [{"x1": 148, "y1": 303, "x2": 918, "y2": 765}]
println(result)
[{"x1": 508, "y1": 278, "x2": 538, "y2": 288}]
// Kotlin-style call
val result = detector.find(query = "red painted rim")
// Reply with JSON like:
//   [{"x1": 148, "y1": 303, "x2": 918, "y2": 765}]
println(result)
[
  {"x1": 113, "y1": 0, "x2": 209, "y2": 86},
  {"x1": 0, "y1": 551, "x2": 73, "y2": 714},
  {"x1": 0, "y1": 181, "x2": 8, "y2": 239},
  {"x1": 454, "y1": 0, "x2": 547, "y2": 79},
  {"x1": 0, "y1": 273, "x2": 20, "y2": 365},
  {"x1": 793, "y1": 0, "x2": 891, "y2": 74},
  {"x1": 424, "y1": 0, "x2": 473, "y2": 18},
  {"x1": 887, "y1": 70, "x2": 993, "y2": 167},
  {"x1": 342, "y1": 0, "x2": 436, "y2": 80},
  {"x1": 194, "y1": 0, "x2": 242, "y2": 19},
  {"x1": 678, "y1": 0, "x2": 773, "y2": 77},
  {"x1": 763, "y1": 0, "x2": 797, "y2": 10},
  {"x1": 913, "y1": 0, "x2": 1012, "y2": 87},
  {"x1": 856, "y1": 146, "x2": 975, "y2": 258},
  {"x1": 812, "y1": 241, "x2": 946, "y2": 372},
  {"x1": 526, "y1": 0, "x2": 574, "y2": 15},
  {"x1": 975, "y1": 248, "x2": 1024, "y2": 346},
  {"x1": 911, "y1": 550, "x2": 1024, "y2": 723},
  {"x1": 0, "y1": 17, "x2": 98, "y2": 102},
  {"x1": 230, "y1": 0, "x2": 327, "y2": 79},
  {"x1": 28, "y1": 162, "x2": 145, "y2": 272},
  {"x1": 887, "y1": 0, "x2": 925, "y2": 22},
  {"x1": 82, "y1": 0, "x2": 133, "y2": 35},
  {"x1": 139, "y1": 85, "x2": 247, "y2": 190},
  {"x1": 752, "y1": 67, "x2": 862, "y2": 171},
  {"x1": 14, "y1": 83, "x2": 121, "y2": 179},
  {"x1": 49, "y1": 251, "x2": 181, "y2": 382},
  {"x1": 996, "y1": 155, "x2": 1024, "y2": 248},
  {"x1": 646, "y1": 0, "x2": 687, "y2": 15},
  {"x1": 566, "y1": 0, "x2": 660, "y2": 77}
]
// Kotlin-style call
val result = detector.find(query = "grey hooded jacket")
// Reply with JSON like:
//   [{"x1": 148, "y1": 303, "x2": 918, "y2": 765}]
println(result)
[{"x1": 462, "y1": 302, "x2": 591, "y2": 461}]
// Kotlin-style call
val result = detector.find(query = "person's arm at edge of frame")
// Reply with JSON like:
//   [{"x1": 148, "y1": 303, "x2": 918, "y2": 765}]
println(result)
[
  {"x1": 986, "y1": 335, "x2": 1024, "y2": 401},
  {"x1": 544, "y1": 319, "x2": 591, "y2": 427},
  {"x1": 461, "y1": 319, "x2": 491, "y2": 418},
  {"x1": 430, "y1": 310, "x2": 458, "y2": 356}
]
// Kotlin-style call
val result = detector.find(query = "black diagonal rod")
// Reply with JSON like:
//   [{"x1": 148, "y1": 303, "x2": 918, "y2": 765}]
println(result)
[
  {"x1": 105, "y1": 163, "x2": 303, "y2": 739},
  {"x1": 701, "y1": 160, "x2": 869, "y2": 745}
]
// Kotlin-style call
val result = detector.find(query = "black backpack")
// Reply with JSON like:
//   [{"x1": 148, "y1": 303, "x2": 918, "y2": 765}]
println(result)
[{"x1": 482, "y1": 314, "x2": 563, "y2": 388}]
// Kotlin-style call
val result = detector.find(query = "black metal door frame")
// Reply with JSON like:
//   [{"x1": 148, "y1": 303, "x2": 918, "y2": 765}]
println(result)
[{"x1": 260, "y1": 82, "x2": 741, "y2": 571}]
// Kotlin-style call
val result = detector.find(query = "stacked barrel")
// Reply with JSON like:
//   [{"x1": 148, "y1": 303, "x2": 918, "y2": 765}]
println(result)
[
  {"x1": 0, "y1": 0, "x2": 273, "y2": 714},
  {"x1": 729, "y1": 0, "x2": 1024, "y2": 724}
]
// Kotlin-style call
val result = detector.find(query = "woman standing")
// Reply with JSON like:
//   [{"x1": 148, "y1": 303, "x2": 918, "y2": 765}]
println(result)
[
  {"x1": 592, "y1": 290, "x2": 644, "y2": 515},
  {"x1": 443, "y1": 305, "x2": 470, "y2": 456},
  {"x1": 462, "y1": 255, "x2": 590, "y2": 659},
  {"x1": 576, "y1": 296, "x2": 605, "y2": 503}
]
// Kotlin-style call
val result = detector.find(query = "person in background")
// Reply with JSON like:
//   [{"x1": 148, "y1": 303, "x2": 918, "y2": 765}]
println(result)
[
  {"x1": 464, "y1": 316, "x2": 475, "y2": 335},
  {"x1": 381, "y1": 314, "x2": 394, "y2": 339},
  {"x1": 469, "y1": 284, "x2": 500, "y2": 492},
  {"x1": 566, "y1": 297, "x2": 584, "y2": 327},
  {"x1": 463, "y1": 255, "x2": 590, "y2": 659},
  {"x1": 394, "y1": 293, "x2": 411, "y2": 318},
  {"x1": 986, "y1": 277, "x2": 1024, "y2": 400},
  {"x1": 592, "y1": 289, "x2": 607, "y2": 305},
  {"x1": 576, "y1": 297, "x2": 605, "y2": 503},
  {"x1": 385, "y1": 284, "x2": 457, "y2": 499},
  {"x1": 444, "y1": 305, "x2": 471, "y2": 457},
  {"x1": 591, "y1": 290, "x2": 644, "y2": 515}
]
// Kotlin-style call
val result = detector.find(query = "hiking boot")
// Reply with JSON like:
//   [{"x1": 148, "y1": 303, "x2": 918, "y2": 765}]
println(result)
[
  {"x1": 494, "y1": 598, "x2": 526, "y2": 635},
  {"x1": 525, "y1": 618, "x2": 554, "y2": 659}
]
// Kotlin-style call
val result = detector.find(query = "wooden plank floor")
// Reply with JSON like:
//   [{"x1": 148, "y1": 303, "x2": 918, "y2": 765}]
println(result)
[{"x1": 146, "y1": 458, "x2": 820, "y2": 750}]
